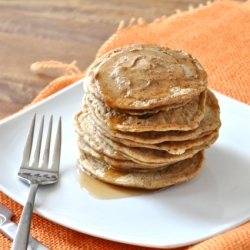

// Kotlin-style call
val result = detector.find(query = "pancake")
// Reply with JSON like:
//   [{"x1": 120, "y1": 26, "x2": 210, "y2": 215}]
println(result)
[
  {"x1": 85, "y1": 90, "x2": 206, "y2": 132},
  {"x1": 77, "y1": 130, "x2": 202, "y2": 168},
  {"x1": 86, "y1": 44, "x2": 207, "y2": 111},
  {"x1": 84, "y1": 81, "x2": 191, "y2": 115},
  {"x1": 78, "y1": 150, "x2": 205, "y2": 189},
  {"x1": 77, "y1": 144, "x2": 171, "y2": 170},
  {"x1": 74, "y1": 109, "x2": 219, "y2": 155},
  {"x1": 77, "y1": 141, "x2": 191, "y2": 171},
  {"x1": 74, "y1": 89, "x2": 220, "y2": 144}
]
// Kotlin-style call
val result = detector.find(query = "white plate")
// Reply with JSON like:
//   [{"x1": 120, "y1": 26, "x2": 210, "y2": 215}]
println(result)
[{"x1": 1, "y1": 79, "x2": 250, "y2": 248}]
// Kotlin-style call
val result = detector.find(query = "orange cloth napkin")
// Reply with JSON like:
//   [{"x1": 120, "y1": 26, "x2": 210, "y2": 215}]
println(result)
[{"x1": 1, "y1": 0, "x2": 250, "y2": 249}]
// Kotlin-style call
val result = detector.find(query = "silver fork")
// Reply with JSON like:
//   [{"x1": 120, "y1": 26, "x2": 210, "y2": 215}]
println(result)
[{"x1": 11, "y1": 114, "x2": 62, "y2": 250}]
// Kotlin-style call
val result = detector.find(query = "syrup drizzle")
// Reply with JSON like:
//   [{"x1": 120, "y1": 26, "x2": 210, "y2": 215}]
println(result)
[{"x1": 77, "y1": 167, "x2": 155, "y2": 199}]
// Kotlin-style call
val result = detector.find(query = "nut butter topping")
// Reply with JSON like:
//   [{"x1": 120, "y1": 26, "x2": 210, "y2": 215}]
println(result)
[{"x1": 86, "y1": 44, "x2": 207, "y2": 111}]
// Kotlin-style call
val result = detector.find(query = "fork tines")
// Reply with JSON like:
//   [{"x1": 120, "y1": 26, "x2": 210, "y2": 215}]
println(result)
[{"x1": 20, "y1": 114, "x2": 62, "y2": 174}]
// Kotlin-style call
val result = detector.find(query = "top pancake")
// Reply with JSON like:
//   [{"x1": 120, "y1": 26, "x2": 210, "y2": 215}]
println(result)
[{"x1": 86, "y1": 44, "x2": 207, "y2": 111}]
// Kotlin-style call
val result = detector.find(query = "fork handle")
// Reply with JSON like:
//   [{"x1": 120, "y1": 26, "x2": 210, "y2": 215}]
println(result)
[{"x1": 11, "y1": 183, "x2": 39, "y2": 250}]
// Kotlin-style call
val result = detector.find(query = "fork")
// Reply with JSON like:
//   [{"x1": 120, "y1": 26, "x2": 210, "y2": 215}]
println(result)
[{"x1": 11, "y1": 114, "x2": 62, "y2": 250}]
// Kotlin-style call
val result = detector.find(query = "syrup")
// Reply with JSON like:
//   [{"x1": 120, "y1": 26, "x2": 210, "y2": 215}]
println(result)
[{"x1": 77, "y1": 167, "x2": 155, "y2": 199}]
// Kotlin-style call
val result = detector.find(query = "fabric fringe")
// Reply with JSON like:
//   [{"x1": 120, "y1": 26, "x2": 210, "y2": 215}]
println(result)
[{"x1": 30, "y1": 60, "x2": 82, "y2": 78}]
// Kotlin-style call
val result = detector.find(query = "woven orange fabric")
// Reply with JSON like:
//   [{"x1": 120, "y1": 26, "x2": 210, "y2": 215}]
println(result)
[{"x1": 1, "y1": 0, "x2": 250, "y2": 249}]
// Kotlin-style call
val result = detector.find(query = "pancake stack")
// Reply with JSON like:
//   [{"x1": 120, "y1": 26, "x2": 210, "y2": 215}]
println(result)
[{"x1": 73, "y1": 44, "x2": 221, "y2": 190}]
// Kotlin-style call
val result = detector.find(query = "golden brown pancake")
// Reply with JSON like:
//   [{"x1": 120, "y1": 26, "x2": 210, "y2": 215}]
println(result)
[
  {"x1": 86, "y1": 44, "x2": 207, "y2": 111},
  {"x1": 74, "y1": 89, "x2": 220, "y2": 143},
  {"x1": 84, "y1": 80, "x2": 192, "y2": 115},
  {"x1": 76, "y1": 133, "x2": 203, "y2": 169},
  {"x1": 85, "y1": 90, "x2": 206, "y2": 132},
  {"x1": 74, "y1": 109, "x2": 218, "y2": 155},
  {"x1": 78, "y1": 150, "x2": 205, "y2": 189}
]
